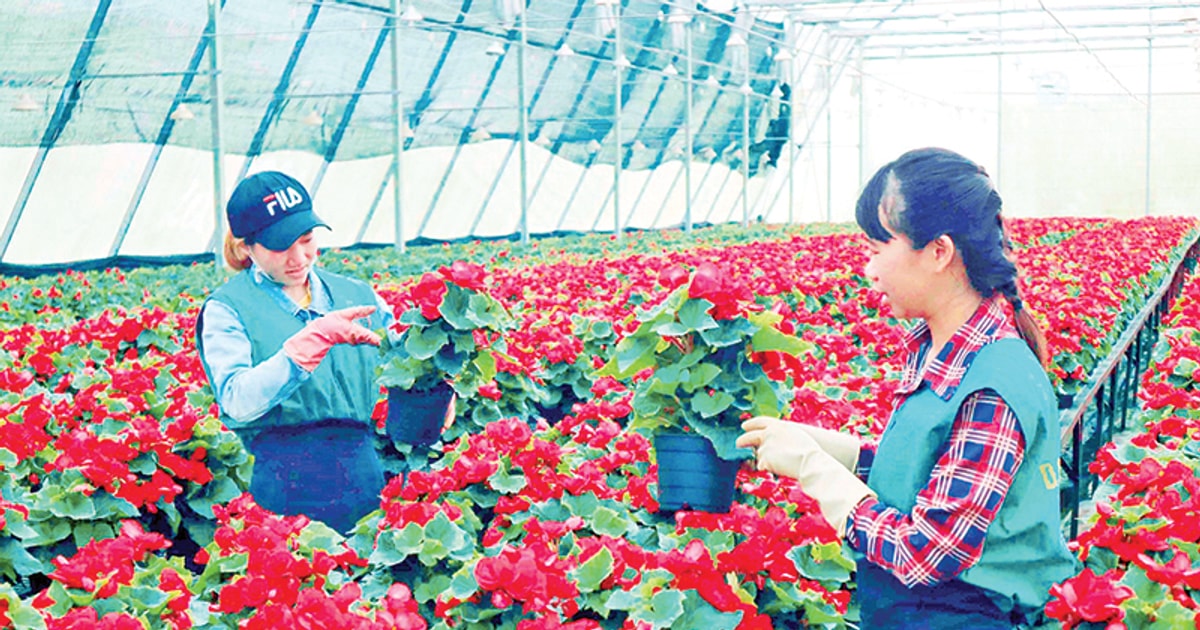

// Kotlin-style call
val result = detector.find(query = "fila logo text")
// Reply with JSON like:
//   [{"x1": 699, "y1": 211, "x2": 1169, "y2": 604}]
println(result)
[{"x1": 262, "y1": 186, "x2": 303, "y2": 215}]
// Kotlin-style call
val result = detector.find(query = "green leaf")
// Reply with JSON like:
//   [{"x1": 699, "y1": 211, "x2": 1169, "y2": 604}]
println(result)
[
  {"x1": 488, "y1": 467, "x2": 527, "y2": 494},
  {"x1": 420, "y1": 512, "x2": 471, "y2": 566},
  {"x1": 369, "y1": 527, "x2": 416, "y2": 566},
  {"x1": 0, "y1": 538, "x2": 46, "y2": 575},
  {"x1": 676, "y1": 590, "x2": 743, "y2": 629},
  {"x1": 72, "y1": 521, "x2": 115, "y2": 549},
  {"x1": 48, "y1": 490, "x2": 96, "y2": 520},
  {"x1": 652, "y1": 321, "x2": 690, "y2": 337},
  {"x1": 187, "y1": 476, "x2": 241, "y2": 519},
  {"x1": 641, "y1": 589, "x2": 686, "y2": 628},
  {"x1": 571, "y1": 546, "x2": 614, "y2": 593},
  {"x1": 413, "y1": 574, "x2": 453, "y2": 603},
  {"x1": 788, "y1": 542, "x2": 855, "y2": 583},
  {"x1": 677, "y1": 300, "x2": 719, "y2": 332},
  {"x1": 691, "y1": 390, "x2": 734, "y2": 418},
  {"x1": 405, "y1": 324, "x2": 449, "y2": 361},
  {"x1": 439, "y1": 285, "x2": 473, "y2": 330},
  {"x1": 601, "y1": 335, "x2": 658, "y2": 378},
  {"x1": 749, "y1": 315, "x2": 813, "y2": 356},
  {"x1": 589, "y1": 505, "x2": 631, "y2": 538},
  {"x1": 683, "y1": 363, "x2": 722, "y2": 393},
  {"x1": 125, "y1": 584, "x2": 170, "y2": 609}
]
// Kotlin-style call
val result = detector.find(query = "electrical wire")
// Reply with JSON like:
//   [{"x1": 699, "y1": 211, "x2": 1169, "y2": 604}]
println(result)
[{"x1": 1036, "y1": 0, "x2": 1146, "y2": 105}]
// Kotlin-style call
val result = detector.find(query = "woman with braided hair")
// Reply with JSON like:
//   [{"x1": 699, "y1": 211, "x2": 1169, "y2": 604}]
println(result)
[{"x1": 738, "y1": 147, "x2": 1077, "y2": 628}]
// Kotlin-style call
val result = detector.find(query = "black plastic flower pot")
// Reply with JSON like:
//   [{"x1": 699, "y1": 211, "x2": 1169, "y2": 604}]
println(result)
[
  {"x1": 385, "y1": 382, "x2": 454, "y2": 446},
  {"x1": 654, "y1": 432, "x2": 740, "y2": 513}
]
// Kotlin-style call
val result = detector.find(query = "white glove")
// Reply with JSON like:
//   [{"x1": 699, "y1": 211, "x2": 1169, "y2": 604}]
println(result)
[
  {"x1": 283, "y1": 306, "x2": 381, "y2": 372},
  {"x1": 737, "y1": 416, "x2": 875, "y2": 535},
  {"x1": 797, "y1": 424, "x2": 862, "y2": 471}
]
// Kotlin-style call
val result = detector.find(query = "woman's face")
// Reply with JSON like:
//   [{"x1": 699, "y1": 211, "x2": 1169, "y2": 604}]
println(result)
[
  {"x1": 249, "y1": 231, "x2": 319, "y2": 289},
  {"x1": 862, "y1": 200, "x2": 930, "y2": 320}
]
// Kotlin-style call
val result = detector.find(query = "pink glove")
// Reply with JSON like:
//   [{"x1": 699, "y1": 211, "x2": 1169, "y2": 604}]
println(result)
[{"x1": 283, "y1": 305, "x2": 381, "y2": 372}]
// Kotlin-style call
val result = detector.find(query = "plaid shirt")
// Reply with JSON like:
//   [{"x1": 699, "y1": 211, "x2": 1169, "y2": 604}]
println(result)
[{"x1": 846, "y1": 295, "x2": 1027, "y2": 587}]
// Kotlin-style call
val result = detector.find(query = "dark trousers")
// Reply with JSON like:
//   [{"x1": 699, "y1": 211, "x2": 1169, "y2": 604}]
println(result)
[
  {"x1": 247, "y1": 419, "x2": 385, "y2": 533},
  {"x1": 857, "y1": 564, "x2": 1022, "y2": 629}
]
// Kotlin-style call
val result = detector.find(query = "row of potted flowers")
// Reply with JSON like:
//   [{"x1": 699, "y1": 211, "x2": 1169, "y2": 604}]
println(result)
[{"x1": 1045, "y1": 262, "x2": 1200, "y2": 628}]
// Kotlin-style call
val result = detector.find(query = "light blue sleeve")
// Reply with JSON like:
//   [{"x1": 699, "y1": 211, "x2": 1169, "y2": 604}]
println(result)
[
  {"x1": 199, "y1": 300, "x2": 312, "y2": 428},
  {"x1": 374, "y1": 289, "x2": 397, "y2": 338}
]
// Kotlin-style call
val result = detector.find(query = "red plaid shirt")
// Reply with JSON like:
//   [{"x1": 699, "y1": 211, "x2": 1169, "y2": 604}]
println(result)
[{"x1": 846, "y1": 295, "x2": 1027, "y2": 587}]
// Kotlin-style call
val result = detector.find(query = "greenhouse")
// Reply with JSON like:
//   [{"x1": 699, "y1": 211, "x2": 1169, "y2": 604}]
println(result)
[{"x1": 3, "y1": 0, "x2": 1200, "y2": 628}]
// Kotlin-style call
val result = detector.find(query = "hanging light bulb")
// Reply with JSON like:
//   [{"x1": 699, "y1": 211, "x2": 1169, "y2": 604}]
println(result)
[
  {"x1": 704, "y1": 75, "x2": 720, "y2": 88},
  {"x1": 738, "y1": 82, "x2": 753, "y2": 96},
  {"x1": 556, "y1": 42, "x2": 576, "y2": 57},
  {"x1": 302, "y1": 110, "x2": 323, "y2": 126},
  {"x1": 169, "y1": 103, "x2": 195, "y2": 121},
  {"x1": 12, "y1": 93, "x2": 38, "y2": 112},
  {"x1": 485, "y1": 41, "x2": 506, "y2": 56},
  {"x1": 401, "y1": 4, "x2": 423, "y2": 23},
  {"x1": 586, "y1": 139, "x2": 603, "y2": 153},
  {"x1": 662, "y1": 62, "x2": 679, "y2": 76},
  {"x1": 470, "y1": 127, "x2": 492, "y2": 142},
  {"x1": 614, "y1": 53, "x2": 631, "y2": 68}
]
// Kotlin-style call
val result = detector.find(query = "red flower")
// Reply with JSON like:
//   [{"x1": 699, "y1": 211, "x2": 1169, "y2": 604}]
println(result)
[
  {"x1": 1045, "y1": 568, "x2": 1134, "y2": 628},
  {"x1": 657, "y1": 265, "x2": 689, "y2": 290},
  {"x1": 411, "y1": 273, "x2": 447, "y2": 321},
  {"x1": 440, "y1": 261, "x2": 488, "y2": 290},
  {"x1": 478, "y1": 380, "x2": 503, "y2": 400}
]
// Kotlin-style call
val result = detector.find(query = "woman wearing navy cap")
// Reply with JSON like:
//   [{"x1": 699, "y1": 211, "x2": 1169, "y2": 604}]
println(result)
[
  {"x1": 737, "y1": 148, "x2": 1077, "y2": 628},
  {"x1": 196, "y1": 170, "x2": 448, "y2": 533}
]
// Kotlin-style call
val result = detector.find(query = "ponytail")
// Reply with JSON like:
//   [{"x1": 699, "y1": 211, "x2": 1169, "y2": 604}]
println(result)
[
  {"x1": 998, "y1": 281, "x2": 1049, "y2": 366},
  {"x1": 222, "y1": 230, "x2": 252, "y2": 271}
]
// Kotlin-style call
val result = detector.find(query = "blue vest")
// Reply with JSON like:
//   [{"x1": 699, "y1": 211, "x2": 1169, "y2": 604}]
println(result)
[
  {"x1": 199, "y1": 268, "x2": 385, "y2": 439},
  {"x1": 197, "y1": 268, "x2": 387, "y2": 532},
  {"x1": 867, "y1": 338, "x2": 1078, "y2": 615}
]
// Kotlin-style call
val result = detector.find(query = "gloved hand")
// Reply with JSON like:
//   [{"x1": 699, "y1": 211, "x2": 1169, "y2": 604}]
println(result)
[
  {"x1": 284, "y1": 305, "x2": 381, "y2": 372},
  {"x1": 797, "y1": 424, "x2": 862, "y2": 471},
  {"x1": 737, "y1": 416, "x2": 875, "y2": 535}
]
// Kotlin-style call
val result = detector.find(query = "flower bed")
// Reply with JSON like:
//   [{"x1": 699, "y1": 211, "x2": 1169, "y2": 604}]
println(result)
[{"x1": 0, "y1": 218, "x2": 1196, "y2": 628}]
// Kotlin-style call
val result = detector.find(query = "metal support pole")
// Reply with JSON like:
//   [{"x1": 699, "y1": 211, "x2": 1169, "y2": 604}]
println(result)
[
  {"x1": 1145, "y1": 35, "x2": 1153, "y2": 217},
  {"x1": 684, "y1": 21, "x2": 694, "y2": 232},
  {"x1": 995, "y1": 4, "x2": 1002, "y2": 186},
  {"x1": 857, "y1": 43, "x2": 865, "y2": 190},
  {"x1": 389, "y1": 0, "x2": 406, "y2": 251},
  {"x1": 786, "y1": 57, "x2": 795, "y2": 225},
  {"x1": 740, "y1": 63, "x2": 750, "y2": 227},
  {"x1": 613, "y1": 3, "x2": 623, "y2": 241},
  {"x1": 517, "y1": 11, "x2": 530, "y2": 245},
  {"x1": 824, "y1": 41, "x2": 833, "y2": 223},
  {"x1": 208, "y1": 0, "x2": 225, "y2": 267}
]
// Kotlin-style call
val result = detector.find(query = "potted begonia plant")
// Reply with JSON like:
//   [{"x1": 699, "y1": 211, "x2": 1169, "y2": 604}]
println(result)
[
  {"x1": 376, "y1": 262, "x2": 513, "y2": 445},
  {"x1": 597, "y1": 262, "x2": 813, "y2": 512}
]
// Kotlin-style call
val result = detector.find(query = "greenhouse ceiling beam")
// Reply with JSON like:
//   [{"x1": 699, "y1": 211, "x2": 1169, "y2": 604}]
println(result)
[
  {"x1": 836, "y1": 20, "x2": 1200, "y2": 44},
  {"x1": 1, "y1": 0, "x2": 112, "y2": 262},
  {"x1": 861, "y1": 35, "x2": 1199, "y2": 60},
  {"x1": 110, "y1": 0, "x2": 228, "y2": 258},
  {"x1": 236, "y1": 0, "x2": 324, "y2": 181},
  {"x1": 311, "y1": 16, "x2": 393, "y2": 195},
  {"x1": 787, "y1": 1, "x2": 1200, "y2": 25}
]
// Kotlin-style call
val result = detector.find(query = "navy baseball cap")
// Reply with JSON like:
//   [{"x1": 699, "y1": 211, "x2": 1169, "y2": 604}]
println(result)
[{"x1": 226, "y1": 171, "x2": 330, "y2": 251}]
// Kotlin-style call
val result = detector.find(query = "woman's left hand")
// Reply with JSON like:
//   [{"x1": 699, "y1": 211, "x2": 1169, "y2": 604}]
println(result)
[{"x1": 736, "y1": 416, "x2": 823, "y2": 479}]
